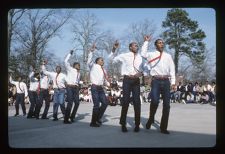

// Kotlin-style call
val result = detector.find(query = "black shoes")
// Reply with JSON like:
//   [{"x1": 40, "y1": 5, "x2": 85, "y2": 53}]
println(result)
[
  {"x1": 41, "y1": 117, "x2": 49, "y2": 119},
  {"x1": 53, "y1": 118, "x2": 59, "y2": 121},
  {"x1": 134, "y1": 126, "x2": 140, "y2": 132},
  {"x1": 146, "y1": 120, "x2": 153, "y2": 129},
  {"x1": 160, "y1": 129, "x2": 170, "y2": 134},
  {"x1": 121, "y1": 125, "x2": 139, "y2": 132},
  {"x1": 121, "y1": 125, "x2": 128, "y2": 132},
  {"x1": 70, "y1": 117, "x2": 74, "y2": 123},
  {"x1": 96, "y1": 119, "x2": 102, "y2": 125},
  {"x1": 90, "y1": 123, "x2": 100, "y2": 127},
  {"x1": 63, "y1": 120, "x2": 72, "y2": 124},
  {"x1": 14, "y1": 113, "x2": 19, "y2": 117}
]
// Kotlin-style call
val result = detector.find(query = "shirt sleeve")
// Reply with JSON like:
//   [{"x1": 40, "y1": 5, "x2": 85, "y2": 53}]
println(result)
[
  {"x1": 29, "y1": 71, "x2": 37, "y2": 82},
  {"x1": 29, "y1": 71, "x2": 34, "y2": 78},
  {"x1": 168, "y1": 54, "x2": 176, "y2": 85},
  {"x1": 64, "y1": 53, "x2": 73, "y2": 71},
  {"x1": 23, "y1": 83, "x2": 28, "y2": 97},
  {"x1": 87, "y1": 52, "x2": 94, "y2": 70},
  {"x1": 9, "y1": 76, "x2": 17, "y2": 85},
  {"x1": 141, "y1": 41, "x2": 150, "y2": 60},
  {"x1": 108, "y1": 51, "x2": 124, "y2": 63},
  {"x1": 41, "y1": 64, "x2": 55, "y2": 80}
]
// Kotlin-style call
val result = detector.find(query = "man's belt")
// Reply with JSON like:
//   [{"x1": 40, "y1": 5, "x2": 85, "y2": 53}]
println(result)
[
  {"x1": 40, "y1": 88, "x2": 48, "y2": 91},
  {"x1": 124, "y1": 75, "x2": 139, "y2": 80},
  {"x1": 67, "y1": 84, "x2": 79, "y2": 88},
  {"x1": 54, "y1": 87, "x2": 65, "y2": 90},
  {"x1": 92, "y1": 84, "x2": 103, "y2": 87},
  {"x1": 152, "y1": 75, "x2": 170, "y2": 80}
]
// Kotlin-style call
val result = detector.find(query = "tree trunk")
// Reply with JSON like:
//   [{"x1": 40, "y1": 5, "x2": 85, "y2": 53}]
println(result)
[
  {"x1": 8, "y1": 9, "x2": 14, "y2": 57},
  {"x1": 174, "y1": 49, "x2": 179, "y2": 74}
]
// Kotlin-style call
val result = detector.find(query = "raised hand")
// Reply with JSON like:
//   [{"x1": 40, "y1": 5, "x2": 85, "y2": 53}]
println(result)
[
  {"x1": 90, "y1": 43, "x2": 97, "y2": 52},
  {"x1": 70, "y1": 50, "x2": 74, "y2": 55},
  {"x1": 42, "y1": 59, "x2": 48, "y2": 65},
  {"x1": 144, "y1": 35, "x2": 152, "y2": 42},
  {"x1": 112, "y1": 40, "x2": 119, "y2": 53},
  {"x1": 114, "y1": 40, "x2": 119, "y2": 48}
]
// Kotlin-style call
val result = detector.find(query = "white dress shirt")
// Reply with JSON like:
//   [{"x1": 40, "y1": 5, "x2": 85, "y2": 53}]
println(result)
[
  {"x1": 108, "y1": 51, "x2": 143, "y2": 76},
  {"x1": 141, "y1": 41, "x2": 176, "y2": 85},
  {"x1": 9, "y1": 76, "x2": 28, "y2": 97},
  {"x1": 41, "y1": 65, "x2": 67, "y2": 89},
  {"x1": 40, "y1": 74, "x2": 49, "y2": 89},
  {"x1": 64, "y1": 53, "x2": 80, "y2": 85},
  {"x1": 87, "y1": 52, "x2": 109, "y2": 86},
  {"x1": 29, "y1": 71, "x2": 39, "y2": 91}
]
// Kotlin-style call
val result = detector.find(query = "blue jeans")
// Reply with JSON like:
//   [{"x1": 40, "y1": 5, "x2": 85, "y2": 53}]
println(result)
[
  {"x1": 91, "y1": 85, "x2": 108, "y2": 120},
  {"x1": 150, "y1": 78, "x2": 171, "y2": 130},
  {"x1": 65, "y1": 86, "x2": 80, "y2": 120},
  {"x1": 53, "y1": 88, "x2": 66, "y2": 119},
  {"x1": 120, "y1": 77, "x2": 141, "y2": 126}
]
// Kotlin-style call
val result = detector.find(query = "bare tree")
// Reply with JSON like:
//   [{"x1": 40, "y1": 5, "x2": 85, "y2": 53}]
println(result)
[
  {"x1": 71, "y1": 10, "x2": 109, "y2": 81},
  {"x1": 8, "y1": 9, "x2": 28, "y2": 57},
  {"x1": 190, "y1": 47, "x2": 216, "y2": 81},
  {"x1": 123, "y1": 19, "x2": 156, "y2": 50},
  {"x1": 178, "y1": 47, "x2": 216, "y2": 82},
  {"x1": 97, "y1": 30, "x2": 122, "y2": 79},
  {"x1": 12, "y1": 9, "x2": 71, "y2": 66},
  {"x1": 8, "y1": 9, "x2": 73, "y2": 80}
]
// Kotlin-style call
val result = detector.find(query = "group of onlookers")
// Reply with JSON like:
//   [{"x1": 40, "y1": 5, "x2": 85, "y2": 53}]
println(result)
[{"x1": 170, "y1": 81, "x2": 216, "y2": 105}]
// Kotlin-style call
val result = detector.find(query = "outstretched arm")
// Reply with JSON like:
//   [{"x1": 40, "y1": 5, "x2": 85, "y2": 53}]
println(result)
[
  {"x1": 41, "y1": 60, "x2": 55, "y2": 79},
  {"x1": 9, "y1": 75, "x2": 17, "y2": 85},
  {"x1": 108, "y1": 40, "x2": 123, "y2": 63},
  {"x1": 141, "y1": 35, "x2": 152, "y2": 59},
  {"x1": 23, "y1": 83, "x2": 28, "y2": 98},
  {"x1": 64, "y1": 50, "x2": 74, "y2": 71},
  {"x1": 87, "y1": 52, "x2": 94, "y2": 69},
  {"x1": 87, "y1": 43, "x2": 97, "y2": 69},
  {"x1": 169, "y1": 55, "x2": 176, "y2": 85}
]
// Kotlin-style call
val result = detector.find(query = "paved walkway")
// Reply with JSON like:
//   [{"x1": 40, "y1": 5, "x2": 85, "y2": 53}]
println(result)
[{"x1": 8, "y1": 102, "x2": 216, "y2": 148}]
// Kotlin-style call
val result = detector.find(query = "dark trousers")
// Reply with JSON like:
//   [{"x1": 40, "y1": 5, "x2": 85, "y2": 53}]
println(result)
[
  {"x1": 35, "y1": 89, "x2": 50, "y2": 118},
  {"x1": 28, "y1": 91, "x2": 39, "y2": 117},
  {"x1": 120, "y1": 77, "x2": 141, "y2": 126},
  {"x1": 90, "y1": 85, "x2": 108, "y2": 123},
  {"x1": 15, "y1": 93, "x2": 26, "y2": 115},
  {"x1": 150, "y1": 78, "x2": 171, "y2": 130},
  {"x1": 65, "y1": 86, "x2": 80, "y2": 121}
]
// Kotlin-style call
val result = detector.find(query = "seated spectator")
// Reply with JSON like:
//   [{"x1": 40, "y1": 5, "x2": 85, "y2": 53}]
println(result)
[
  {"x1": 200, "y1": 91, "x2": 209, "y2": 104},
  {"x1": 107, "y1": 92, "x2": 114, "y2": 106}
]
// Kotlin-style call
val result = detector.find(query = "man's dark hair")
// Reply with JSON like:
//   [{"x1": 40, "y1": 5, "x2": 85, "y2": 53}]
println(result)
[
  {"x1": 73, "y1": 62, "x2": 80, "y2": 67},
  {"x1": 129, "y1": 42, "x2": 133, "y2": 49},
  {"x1": 129, "y1": 42, "x2": 137, "y2": 50},
  {"x1": 95, "y1": 57, "x2": 103, "y2": 64},
  {"x1": 154, "y1": 39, "x2": 163, "y2": 46}
]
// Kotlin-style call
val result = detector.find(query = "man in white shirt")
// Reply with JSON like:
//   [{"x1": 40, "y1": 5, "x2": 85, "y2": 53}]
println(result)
[
  {"x1": 141, "y1": 35, "x2": 175, "y2": 134},
  {"x1": 35, "y1": 71, "x2": 50, "y2": 119},
  {"x1": 109, "y1": 40, "x2": 144, "y2": 132},
  {"x1": 64, "y1": 50, "x2": 81, "y2": 124},
  {"x1": 9, "y1": 75, "x2": 28, "y2": 116},
  {"x1": 27, "y1": 68, "x2": 40, "y2": 119},
  {"x1": 87, "y1": 44, "x2": 110, "y2": 127},
  {"x1": 41, "y1": 60, "x2": 67, "y2": 121}
]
